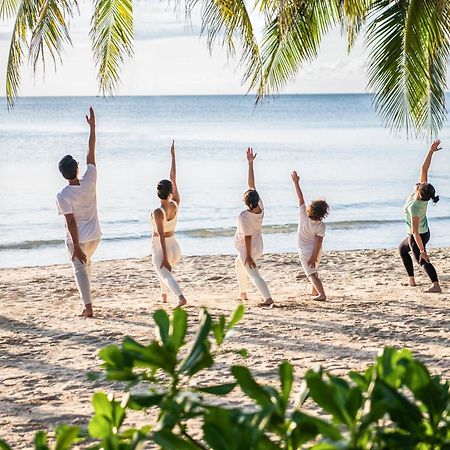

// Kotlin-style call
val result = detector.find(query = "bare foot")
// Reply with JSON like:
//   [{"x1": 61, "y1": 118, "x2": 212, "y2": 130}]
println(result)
[
  {"x1": 424, "y1": 284, "x2": 442, "y2": 293},
  {"x1": 312, "y1": 294, "x2": 326, "y2": 301},
  {"x1": 80, "y1": 304, "x2": 93, "y2": 317},
  {"x1": 159, "y1": 295, "x2": 168, "y2": 303},
  {"x1": 175, "y1": 296, "x2": 187, "y2": 308},
  {"x1": 258, "y1": 299, "x2": 274, "y2": 307},
  {"x1": 239, "y1": 293, "x2": 248, "y2": 301}
]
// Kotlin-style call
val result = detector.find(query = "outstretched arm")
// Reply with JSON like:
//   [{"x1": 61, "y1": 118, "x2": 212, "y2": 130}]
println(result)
[
  {"x1": 246, "y1": 147, "x2": 257, "y2": 189},
  {"x1": 170, "y1": 140, "x2": 180, "y2": 204},
  {"x1": 86, "y1": 107, "x2": 96, "y2": 166},
  {"x1": 291, "y1": 171, "x2": 305, "y2": 206},
  {"x1": 420, "y1": 140, "x2": 441, "y2": 183}
]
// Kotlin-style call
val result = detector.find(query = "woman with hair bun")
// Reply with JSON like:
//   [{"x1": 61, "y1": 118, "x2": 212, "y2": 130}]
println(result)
[
  {"x1": 234, "y1": 147, "x2": 274, "y2": 307},
  {"x1": 150, "y1": 140, "x2": 187, "y2": 307},
  {"x1": 399, "y1": 140, "x2": 443, "y2": 293}
]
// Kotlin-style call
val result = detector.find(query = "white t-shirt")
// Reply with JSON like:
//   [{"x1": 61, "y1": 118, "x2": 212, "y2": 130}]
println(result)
[
  {"x1": 234, "y1": 199, "x2": 264, "y2": 259},
  {"x1": 297, "y1": 204, "x2": 326, "y2": 256},
  {"x1": 56, "y1": 164, "x2": 102, "y2": 244}
]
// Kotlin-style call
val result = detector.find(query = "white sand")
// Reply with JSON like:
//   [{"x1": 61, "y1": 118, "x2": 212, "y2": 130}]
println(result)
[{"x1": 1, "y1": 248, "x2": 449, "y2": 447}]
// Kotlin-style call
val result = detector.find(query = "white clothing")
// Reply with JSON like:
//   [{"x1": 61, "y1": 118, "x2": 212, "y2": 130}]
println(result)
[
  {"x1": 56, "y1": 164, "x2": 102, "y2": 244},
  {"x1": 299, "y1": 252, "x2": 322, "y2": 277},
  {"x1": 297, "y1": 204, "x2": 325, "y2": 255},
  {"x1": 66, "y1": 239, "x2": 100, "y2": 305},
  {"x1": 151, "y1": 236, "x2": 183, "y2": 297},
  {"x1": 297, "y1": 204, "x2": 326, "y2": 277},
  {"x1": 235, "y1": 256, "x2": 271, "y2": 301},
  {"x1": 151, "y1": 201, "x2": 179, "y2": 234},
  {"x1": 234, "y1": 199, "x2": 264, "y2": 259}
]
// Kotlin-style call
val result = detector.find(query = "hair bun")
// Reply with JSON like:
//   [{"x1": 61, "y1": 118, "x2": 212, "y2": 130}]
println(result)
[{"x1": 432, "y1": 195, "x2": 440, "y2": 204}]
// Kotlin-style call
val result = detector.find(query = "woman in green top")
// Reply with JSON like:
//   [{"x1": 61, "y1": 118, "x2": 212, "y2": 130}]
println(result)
[{"x1": 398, "y1": 140, "x2": 442, "y2": 293}]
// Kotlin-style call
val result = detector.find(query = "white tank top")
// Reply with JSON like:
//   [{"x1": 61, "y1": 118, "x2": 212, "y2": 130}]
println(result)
[{"x1": 151, "y1": 201, "x2": 179, "y2": 234}]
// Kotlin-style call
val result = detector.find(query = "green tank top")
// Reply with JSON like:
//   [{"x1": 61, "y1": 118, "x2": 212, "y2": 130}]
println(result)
[{"x1": 404, "y1": 193, "x2": 428, "y2": 234}]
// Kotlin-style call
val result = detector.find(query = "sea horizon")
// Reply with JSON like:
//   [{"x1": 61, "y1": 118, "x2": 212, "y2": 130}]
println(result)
[{"x1": 1, "y1": 93, "x2": 449, "y2": 268}]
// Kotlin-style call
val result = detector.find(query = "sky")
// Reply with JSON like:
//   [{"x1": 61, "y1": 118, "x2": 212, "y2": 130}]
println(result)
[{"x1": 0, "y1": 1, "x2": 368, "y2": 97}]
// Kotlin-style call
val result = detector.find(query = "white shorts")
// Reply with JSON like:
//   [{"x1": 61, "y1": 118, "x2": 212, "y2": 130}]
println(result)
[{"x1": 299, "y1": 252, "x2": 322, "y2": 277}]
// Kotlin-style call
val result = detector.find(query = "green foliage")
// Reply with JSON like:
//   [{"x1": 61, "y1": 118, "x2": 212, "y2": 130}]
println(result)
[{"x1": 1, "y1": 306, "x2": 449, "y2": 449}]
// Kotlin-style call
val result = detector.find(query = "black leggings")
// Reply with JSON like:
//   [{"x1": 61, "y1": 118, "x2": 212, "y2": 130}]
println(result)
[{"x1": 398, "y1": 230, "x2": 438, "y2": 283}]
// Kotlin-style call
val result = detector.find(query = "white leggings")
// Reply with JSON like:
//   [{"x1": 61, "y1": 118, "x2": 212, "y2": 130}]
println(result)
[
  {"x1": 235, "y1": 255, "x2": 272, "y2": 301},
  {"x1": 67, "y1": 239, "x2": 100, "y2": 306},
  {"x1": 151, "y1": 236, "x2": 183, "y2": 298}
]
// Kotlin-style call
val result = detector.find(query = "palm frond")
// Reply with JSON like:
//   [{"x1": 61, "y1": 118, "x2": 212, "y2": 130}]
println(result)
[
  {"x1": 339, "y1": 0, "x2": 374, "y2": 50},
  {"x1": 29, "y1": 0, "x2": 76, "y2": 72},
  {"x1": 5, "y1": 0, "x2": 39, "y2": 107},
  {"x1": 250, "y1": 0, "x2": 340, "y2": 99},
  {"x1": 366, "y1": 0, "x2": 450, "y2": 137},
  {"x1": 0, "y1": 0, "x2": 21, "y2": 19},
  {"x1": 90, "y1": 0, "x2": 133, "y2": 95},
  {"x1": 185, "y1": 0, "x2": 260, "y2": 89}
]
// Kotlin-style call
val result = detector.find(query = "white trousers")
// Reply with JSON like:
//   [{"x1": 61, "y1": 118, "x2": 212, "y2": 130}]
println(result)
[
  {"x1": 67, "y1": 239, "x2": 100, "y2": 306},
  {"x1": 235, "y1": 255, "x2": 272, "y2": 301},
  {"x1": 151, "y1": 236, "x2": 183, "y2": 298}
]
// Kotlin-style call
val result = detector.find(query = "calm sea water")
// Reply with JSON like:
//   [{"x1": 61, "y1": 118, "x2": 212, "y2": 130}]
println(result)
[{"x1": 1, "y1": 94, "x2": 449, "y2": 268}]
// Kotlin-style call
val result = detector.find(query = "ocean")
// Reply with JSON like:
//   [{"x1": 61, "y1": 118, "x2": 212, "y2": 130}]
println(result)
[{"x1": 1, "y1": 94, "x2": 449, "y2": 268}]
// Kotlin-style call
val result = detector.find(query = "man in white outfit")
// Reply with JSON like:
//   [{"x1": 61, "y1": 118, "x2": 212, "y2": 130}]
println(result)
[{"x1": 56, "y1": 107, "x2": 101, "y2": 317}]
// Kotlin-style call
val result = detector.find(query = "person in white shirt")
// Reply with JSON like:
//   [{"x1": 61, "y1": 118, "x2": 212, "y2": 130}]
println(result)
[
  {"x1": 56, "y1": 107, "x2": 101, "y2": 317},
  {"x1": 291, "y1": 170, "x2": 329, "y2": 301},
  {"x1": 234, "y1": 147, "x2": 274, "y2": 307}
]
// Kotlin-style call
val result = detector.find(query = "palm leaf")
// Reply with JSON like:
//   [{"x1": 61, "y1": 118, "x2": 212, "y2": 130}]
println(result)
[
  {"x1": 366, "y1": 0, "x2": 450, "y2": 137},
  {"x1": 0, "y1": 0, "x2": 21, "y2": 19},
  {"x1": 339, "y1": 0, "x2": 374, "y2": 50},
  {"x1": 90, "y1": 0, "x2": 133, "y2": 95},
  {"x1": 29, "y1": 0, "x2": 77, "y2": 72},
  {"x1": 185, "y1": 0, "x2": 260, "y2": 87},
  {"x1": 250, "y1": 0, "x2": 340, "y2": 99},
  {"x1": 5, "y1": 0, "x2": 39, "y2": 107}
]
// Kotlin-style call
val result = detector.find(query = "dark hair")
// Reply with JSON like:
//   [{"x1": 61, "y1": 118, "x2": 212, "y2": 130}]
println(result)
[
  {"x1": 306, "y1": 200, "x2": 329, "y2": 221},
  {"x1": 58, "y1": 155, "x2": 78, "y2": 180},
  {"x1": 157, "y1": 179, "x2": 173, "y2": 199},
  {"x1": 418, "y1": 183, "x2": 439, "y2": 204},
  {"x1": 243, "y1": 189, "x2": 260, "y2": 210}
]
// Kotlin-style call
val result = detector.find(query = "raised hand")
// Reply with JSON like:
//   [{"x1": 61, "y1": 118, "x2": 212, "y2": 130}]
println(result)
[
  {"x1": 430, "y1": 140, "x2": 441, "y2": 152},
  {"x1": 291, "y1": 170, "x2": 300, "y2": 183},
  {"x1": 170, "y1": 139, "x2": 175, "y2": 158},
  {"x1": 246, "y1": 147, "x2": 257, "y2": 162},
  {"x1": 85, "y1": 107, "x2": 95, "y2": 128}
]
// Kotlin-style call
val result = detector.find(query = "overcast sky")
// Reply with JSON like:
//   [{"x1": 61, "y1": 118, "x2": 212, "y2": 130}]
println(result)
[{"x1": 0, "y1": 1, "x2": 368, "y2": 96}]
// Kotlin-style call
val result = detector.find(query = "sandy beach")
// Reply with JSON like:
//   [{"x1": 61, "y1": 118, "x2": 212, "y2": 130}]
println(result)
[{"x1": 1, "y1": 247, "x2": 449, "y2": 447}]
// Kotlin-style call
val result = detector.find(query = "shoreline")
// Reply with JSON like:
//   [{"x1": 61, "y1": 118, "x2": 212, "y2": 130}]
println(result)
[
  {"x1": 1, "y1": 247, "x2": 449, "y2": 447},
  {"x1": 2, "y1": 244, "x2": 449, "y2": 271}
]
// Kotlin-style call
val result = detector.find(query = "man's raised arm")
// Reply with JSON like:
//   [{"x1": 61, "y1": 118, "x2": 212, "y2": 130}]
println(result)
[{"x1": 86, "y1": 107, "x2": 96, "y2": 166}]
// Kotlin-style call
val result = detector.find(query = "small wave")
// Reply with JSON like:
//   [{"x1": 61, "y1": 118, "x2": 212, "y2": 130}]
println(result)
[
  {"x1": 0, "y1": 239, "x2": 63, "y2": 250},
  {"x1": 2, "y1": 216, "x2": 450, "y2": 250}
]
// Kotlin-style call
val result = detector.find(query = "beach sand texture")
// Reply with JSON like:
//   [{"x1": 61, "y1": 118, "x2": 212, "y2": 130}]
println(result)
[{"x1": 1, "y1": 248, "x2": 449, "y2": 447}]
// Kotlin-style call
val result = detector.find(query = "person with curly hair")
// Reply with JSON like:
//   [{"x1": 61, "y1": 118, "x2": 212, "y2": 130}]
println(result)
[{"x1": 291, "y1": 170, "x2": 329, "y2": 301}]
